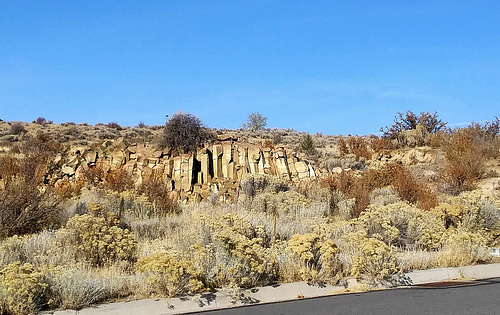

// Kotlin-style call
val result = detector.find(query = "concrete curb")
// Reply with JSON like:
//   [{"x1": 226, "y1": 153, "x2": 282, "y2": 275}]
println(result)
[
  {"x1": 405, "y1": 263, "x2": 500, "y2": 285},
  {"x1": 48, "y1": 263, "x2": 500, "y2": 315}
]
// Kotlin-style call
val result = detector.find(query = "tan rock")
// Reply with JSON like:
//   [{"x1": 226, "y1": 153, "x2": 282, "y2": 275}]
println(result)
[{"x1": 62, "y1": 165, "x2": 75, "y2": 176}]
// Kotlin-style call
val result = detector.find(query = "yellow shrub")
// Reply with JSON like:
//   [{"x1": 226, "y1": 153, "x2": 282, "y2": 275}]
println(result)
[
  {"x1": 436, "y1": 229, "x2": 491, "y2": 267},
  {"x1": 344, "y1": 230, "x2": 400, "y2": 281},
  {"x1": 357, "y1": 202, "x2": 445, "y2": 250},
  {"x1": 0, "y1": 262, "x2": 48, "y2": 315},
  {"x1": 431, "y1": 203, "x2": 466, "y2": 228},
  {"x1": 287, "y1": 233, "x2": 338, "y2": 282},
  {"x1": 203, "y1": 214, "x2": 276, "y2": 287},
  {"x1": 135, "y1": 251, "x2": 204, "y2": 297},
  {"x1": 441, "y1": 191, "x2": 500, "y2": 244},
  {"x1": 65, "y1": 206, "x2": 136, "y2": 266}
]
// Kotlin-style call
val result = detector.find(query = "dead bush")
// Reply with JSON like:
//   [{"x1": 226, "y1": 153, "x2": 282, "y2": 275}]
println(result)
[
  {"x1": 0, "y1": 175, "x2": 63, "y2": 240},
  {"x1": 370, "y1": 137, "x2": 391, "y2": 154},
  {"x1": 426, "y1": 130, "x2": 448, "y2": 148},
  {"x1": 338, "y1": 138, "x2": 348, "y2": 157},
  {"x1": 364, "y1": 164, "x2": 437, "y2": 210},
  {"x1": 322, "y1": 171, "x2": 370, "y2": 218},
  {"x1": 83, "y1": 163, "x2": 106, "y2": 187},
  {"x1": 104, "y1": 168, "x2": 135, "y2": 193},
  {"x1": 442, "y1": 129, "x2": 485, "y2": 193},
  {"x1": 347, "y1": 136, "x2": 371, "y2": 160},
  {"x1": 106, "y1": 122, "x2": 123, "y2": 130},
  {"x1": 464, "y1": 117, "x2": 500, "y2": 159},
  {"x1": 137, "y1": 171, "x2": 179, "y2": 216},
  {"x1": 9, "y1": 122, "x2": 26, "y2": 135}
]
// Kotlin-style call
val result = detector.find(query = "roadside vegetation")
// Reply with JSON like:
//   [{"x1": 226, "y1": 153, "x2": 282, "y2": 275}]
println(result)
[{"x1": 0, "y1": 111, "x2": 499, "y2": 314}]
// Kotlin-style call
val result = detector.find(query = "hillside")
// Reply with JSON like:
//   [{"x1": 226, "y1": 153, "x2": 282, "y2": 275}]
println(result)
[{"x1": 0, "y1": 117, "x2": 499, "y2": 314}]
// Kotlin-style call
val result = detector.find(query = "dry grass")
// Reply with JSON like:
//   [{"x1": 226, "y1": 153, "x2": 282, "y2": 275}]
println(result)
[{"x1": 0, "y1": 119, "x2": 499, "y2": 312}]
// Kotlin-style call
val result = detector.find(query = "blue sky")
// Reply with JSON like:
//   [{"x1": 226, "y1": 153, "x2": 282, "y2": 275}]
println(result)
[{"x1": 1, "y1": 1, "x2": 499, "y2": 135}]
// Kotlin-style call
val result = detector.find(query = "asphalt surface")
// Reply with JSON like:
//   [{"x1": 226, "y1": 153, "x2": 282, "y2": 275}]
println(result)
[{"x1": 193, "y1": 278, "x2": 500, "y2": 315}]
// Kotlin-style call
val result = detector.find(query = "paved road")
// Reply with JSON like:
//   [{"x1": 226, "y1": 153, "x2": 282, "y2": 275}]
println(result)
[{"x1": 193, "y1": 278, "x2": 500, "y2": 315}]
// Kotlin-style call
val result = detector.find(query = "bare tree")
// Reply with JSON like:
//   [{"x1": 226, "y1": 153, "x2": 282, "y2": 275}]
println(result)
[{"x1": 242, "y1": 112, "x2": 267, "y2": 131}]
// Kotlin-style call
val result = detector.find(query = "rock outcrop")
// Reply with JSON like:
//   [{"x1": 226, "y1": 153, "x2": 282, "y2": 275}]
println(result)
[{"x1": 54, "y1": 137, "x2": 320, "y2": 202}]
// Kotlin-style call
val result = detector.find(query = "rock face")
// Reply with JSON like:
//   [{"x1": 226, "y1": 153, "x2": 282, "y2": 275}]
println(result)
[{"x1": 54, "y1": 138, "x2": 320, "y2": 202}]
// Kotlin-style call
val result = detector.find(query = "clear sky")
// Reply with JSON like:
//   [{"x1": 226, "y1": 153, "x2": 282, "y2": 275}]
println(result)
[{"x1": 1, "y1": 1, "x2": 499, "y2": 135}]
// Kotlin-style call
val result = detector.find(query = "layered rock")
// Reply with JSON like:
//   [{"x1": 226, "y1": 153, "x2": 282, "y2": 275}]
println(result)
[{"x1": 55, "y1": 137, "x2": 320, "y2": 202}]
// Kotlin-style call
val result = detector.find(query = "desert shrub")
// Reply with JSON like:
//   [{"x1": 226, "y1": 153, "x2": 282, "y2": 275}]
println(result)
[
  {"x1": 0, "y1": 175, "x2": 62, "y2": 240},
  {"x1": 322, "y1": 171, "x2": 370, "y2": 218},
  {"x1": 370, "y1": 187, "x2": 400, "y2": 207},
  {"x1": 137, "y1": 171, "x2": 179, "y2": 216},
  {"x1": 135, "y1": 121, "x2": 147, "y2": 128},
  {"x1": 452, "y1": 191, "x2": 500, "y2": 232},
  {"x1": 104, "y1": 168, "x2": 135, "y2": 193},
  {"x1": 9, "y1": 123, "x2": 26, "y2": 135},
  {"x1": 432, "y1": 191, "x2": 500, "y2": 247},
  {"x1": 241, "y1": 174, "x2": 269, "y2": 198},
  {"x1": 370, "y1": 136, "x2": 391, "y2": 154},
  {"x1": 381, "y1": 110, "x2": 447, "y2": 142},
  {"x1": 202, "y1": 214, "x2": 277, "y2": 287},
  {"x1": 64, "y1": 204, "x2": 137, "y2": 266},
  {"x1": 464, "y1": 117, "x2": 500, "y2": 159},
  {"x1": 346, "y1": 136, "x2": 371, "y2": 160},
  {"x1": 250, "y1": 190, "x2": 314, "y2": 217},
  {"x1": 431, "y1": 203, "x2": 467, "y2": 229},
  {"x1": 240, "y1": 174, "x2": 289, "y2": 198},
  {"x1": 344, "y1": 229, "x2": 400, "y2": 282},
  {"x1": 436, "y1": 230, "x2": 491, "y2": 267},
  {"x1": 338, "y1": 138, "x2": 348, "y2": 157},
  {"x1": 0, "y1": 154, "x2": 20, "y2": 179},
  {"x1": 135, "y1": 251, "x2": 204, "y2": 297},
  {"x1": 272, "y1": 132, "x2": 283, "y2": 145},
  {"x1": 161, "y1": 111, "x2": 215, "y2": 154},
  {"x1": 106, "y1": 122, "x2": 122, "y2": 130},
  {"x1": 461, "y1": 199, "x2": 500, "y2": 233},
  {"x1": 357, "y1": 202, "x2": 445, "y2": 250},
  {"x1": 35, "y1": 117, "x2": 47, "y2": 125},
  {"x1": 21, "y1": 132, "x2": 63, "y2": 158},
  {"x1": 0, "y1": 236, "x2": 27, "y2": 266},
  {"x1": 364, "y1": 163, "x2": 437, "y2": 210},
  {"x1": 0, "y1": 262, "x2": 49, "y2": 315},
  {"x1": 442, "y1": 129, "x2": 485, "y2": 193},
  {"x1": 82, "y1": 162, "x2": 106, "y2": 187},
  {"x1": 47, "y1": 269, "x2": 106, "y2": 310},
  {"x1": 242, "y1": 112, "x2": 267, "y2": 131},
  {"x1": 426, "y1": 129, "x2": 448, "y2": 148},
  {"x1": 286, "y1": 233, "x2": 338, "y2": 282}
]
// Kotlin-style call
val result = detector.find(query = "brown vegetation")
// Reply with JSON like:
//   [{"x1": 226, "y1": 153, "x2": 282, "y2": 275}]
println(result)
[{"x1": 0, "y1": 112, "x2": 498, "y2": 313}]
